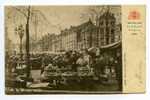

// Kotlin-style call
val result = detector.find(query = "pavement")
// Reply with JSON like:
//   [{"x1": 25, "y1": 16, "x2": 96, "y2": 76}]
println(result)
[{"x1": 5, "y1": 69, "x2": 121, "y2": 94}]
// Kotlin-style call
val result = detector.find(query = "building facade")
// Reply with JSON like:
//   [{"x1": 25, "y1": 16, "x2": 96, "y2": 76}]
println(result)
[
  {"x1": 60, "y1": 19, "x2": 96, "y2": 51},
  {"x1": 76, "y1": 19, "x2": 97, "y2": 49},
  {"x1": 36, "y1": 11, "x2": 121, "y2": 52},
  {"x1": 60, "y1": 27, "x2": 77, "y2": 51},
  {"x1": 52, "y1": 34, "x2": 62, "y2": 52},
  {"x1": 96, "y1": 11, "x2": 120, "y2": 46}
]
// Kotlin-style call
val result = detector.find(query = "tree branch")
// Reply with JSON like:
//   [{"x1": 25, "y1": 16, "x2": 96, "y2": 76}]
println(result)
[{"x1": 13, "y1": 7, "x2": 28, "y2": 18}]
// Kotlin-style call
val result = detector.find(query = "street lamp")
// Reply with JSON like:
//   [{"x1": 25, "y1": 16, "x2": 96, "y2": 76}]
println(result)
[{"x1": 15, "y1": 24, "x2": 24, "y2": 61}]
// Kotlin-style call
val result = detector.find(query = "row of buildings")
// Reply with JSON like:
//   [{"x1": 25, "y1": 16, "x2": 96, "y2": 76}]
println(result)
[{"x1": 35, "y1": 10, "x2": 121, "y2": 53}]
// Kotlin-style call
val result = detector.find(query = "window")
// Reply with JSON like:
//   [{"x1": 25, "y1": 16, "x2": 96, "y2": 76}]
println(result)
[
  {"x1": 111, "y1": 29, "x2": 115, "y2": 43},
  {"x1": 111, "y1": 21, "x2": 115, "y2": 25},
  {"x1": 100, "y1": 21, "x2": 103, "y2": 25}
]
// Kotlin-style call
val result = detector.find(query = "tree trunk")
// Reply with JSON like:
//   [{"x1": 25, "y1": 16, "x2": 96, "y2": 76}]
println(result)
[
  {"x1": 20, "y1": 37, "x2": 23, "y2": 60},
  {"x1": 26, "y1": 6, "x2": 31, "y2": 78},
  {"x1": 97, "y1": 28, "x2": 99, "y2": 47},
  {"x1": 89, "y1": 29, "x2": 93, "y2": 48}
]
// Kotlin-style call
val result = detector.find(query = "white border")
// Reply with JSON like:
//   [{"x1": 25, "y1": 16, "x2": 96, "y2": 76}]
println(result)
[
  {"x1": 0, "y1": 0, "x2": 149, "y2": 100},
  {"x1": 0, "y1": 0, "x2": 147, "y2": 5}
]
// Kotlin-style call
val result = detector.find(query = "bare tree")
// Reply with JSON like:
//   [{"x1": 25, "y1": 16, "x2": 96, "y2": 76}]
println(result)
[
  {"x1": 5, "y1": 6, "x2": 50, "y2": 78},
  {"x1": 80, "y1": 6, "x2": 121, "y2": 47},
  {"x1": 80, "y1": 6, "x2": 121, "y2": 25},
  {"x1": 80, "y1": 6, "x2": 105, "y2": 24}
]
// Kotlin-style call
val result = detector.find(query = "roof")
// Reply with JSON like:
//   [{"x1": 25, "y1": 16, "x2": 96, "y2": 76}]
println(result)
[
  {"x1": 76, "y1": 18, "x2": 96, "y2": 32},
  {"x1": 99, "y1": 11, "x2": 116, "y2": 20},
  {"x1": 101, "y1": 41, "x2": 121, "y2": 49},
  {"x1": 60, "y1": 18, "x2": 96, "y2": 35}
]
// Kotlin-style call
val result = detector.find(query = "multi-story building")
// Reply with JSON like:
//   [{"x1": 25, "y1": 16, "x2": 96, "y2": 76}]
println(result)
[
  {"x1": 60, "y1": 19, "x2": 96, "y2": 51},
  {"x1": 52, "y1": 34, "x2": 62, "y2": 52},
  {"x1": 36, "y1": 11, "x2": 121, "y2": 52},
  {"x1": 76, "y1": 18, "x2": 97, "y2": 49},
  {"x1": 115, "y1": 24, "x2": 121, "y2": 42},
  {"x1": 60, "y1": 27, "x2": 77, "y2": 51},
  {"x1": 96, "y1": 10, "x2": 118, "y2": 46}
]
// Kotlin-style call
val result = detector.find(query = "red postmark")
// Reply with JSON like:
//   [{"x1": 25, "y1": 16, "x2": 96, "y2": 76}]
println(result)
[{"x1": 128, "y1": 10, "x2": 140, "y2": 20}]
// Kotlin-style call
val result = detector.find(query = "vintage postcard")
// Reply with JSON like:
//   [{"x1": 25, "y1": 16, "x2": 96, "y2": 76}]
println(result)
[{"x1": 4, "y1": 5, "x2": 146, "y2": 94}]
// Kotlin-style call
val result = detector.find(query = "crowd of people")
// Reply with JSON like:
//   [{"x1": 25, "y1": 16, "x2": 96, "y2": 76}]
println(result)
[
  {"x1": 40, "y1": 48, "x2": 121, "y2": 80},
  {"x1": 5, "y1": 47, "x2": 122, "y2": 90}
]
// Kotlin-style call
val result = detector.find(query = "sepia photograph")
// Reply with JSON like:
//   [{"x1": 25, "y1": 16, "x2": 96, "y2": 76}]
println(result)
[{"x1": 5, "y1": 5, "x2": 122, "y2": 94}]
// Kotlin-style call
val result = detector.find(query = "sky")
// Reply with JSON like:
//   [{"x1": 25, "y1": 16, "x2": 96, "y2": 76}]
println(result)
[{"x1": 5, "y1": 6, "x2": 121, "y2": 44}]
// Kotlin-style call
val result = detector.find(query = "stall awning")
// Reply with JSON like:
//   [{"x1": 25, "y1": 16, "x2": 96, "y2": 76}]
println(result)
[{"x1": 100, "y1": 41, "x2": 121, "y2": 50}]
